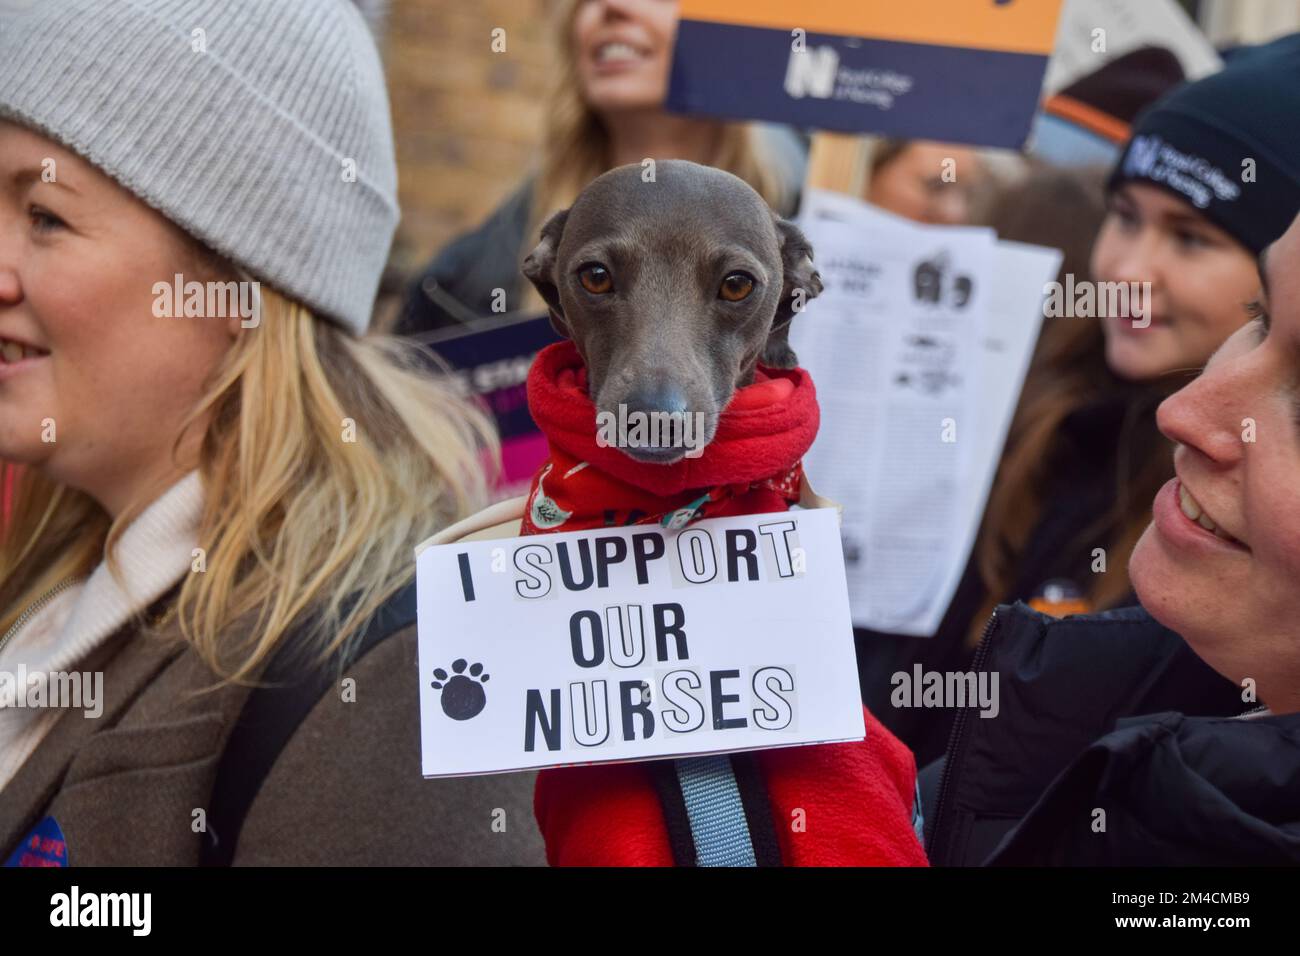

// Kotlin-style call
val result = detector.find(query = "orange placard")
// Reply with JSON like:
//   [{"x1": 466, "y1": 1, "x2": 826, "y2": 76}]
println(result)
[{"x1": 679, "y1": 0, "x2": 1063, "y2": 56}]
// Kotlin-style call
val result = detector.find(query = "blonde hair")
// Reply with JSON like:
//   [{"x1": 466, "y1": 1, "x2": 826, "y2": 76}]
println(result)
[
  {"x1": 518, "y1": 0, "x2": 792, "y2": 310},
  {"x1": 0, "y1": 287, "x2": 495, "y2": 685}
]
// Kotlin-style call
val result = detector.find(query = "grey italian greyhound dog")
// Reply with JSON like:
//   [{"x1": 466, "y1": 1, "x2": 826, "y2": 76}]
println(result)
[{"x1": 522, "y1": 160, "x2": 823, "y2": 464}]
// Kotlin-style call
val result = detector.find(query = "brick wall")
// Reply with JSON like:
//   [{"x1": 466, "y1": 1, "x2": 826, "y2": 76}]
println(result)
[{"x1": 378, "y1": 0, "x2": 557, "y2": 321}]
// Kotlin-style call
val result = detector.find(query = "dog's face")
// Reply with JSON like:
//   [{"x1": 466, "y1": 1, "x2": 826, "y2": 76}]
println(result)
[{"x1": 522, "y1": 161, "x2": 821, "y2": 464}]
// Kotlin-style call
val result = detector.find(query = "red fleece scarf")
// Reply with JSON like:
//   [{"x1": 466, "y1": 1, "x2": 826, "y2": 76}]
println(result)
[
  {"x1": 523, "y1": 342, "x2": 928, "y2": 867},
  {"x1": 520, "y1": 341, "x2": 817, "y2": 534}
]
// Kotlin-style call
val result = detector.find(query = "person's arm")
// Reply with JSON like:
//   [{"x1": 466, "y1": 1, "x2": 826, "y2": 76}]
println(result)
[
  {"x1": 230, "y1": 626, "x2": 546, "y2": 866},
  {"x1": 394, "y1": 180, "x2": 536, "y2": 338}
]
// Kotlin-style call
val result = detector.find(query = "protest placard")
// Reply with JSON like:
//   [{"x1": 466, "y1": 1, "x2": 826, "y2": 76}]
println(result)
[
  {"x1": 666, "y1": 0, "x2": 1065, "y2": 149},
  {"x1": 419, "y1": 312, "x2": 561, "y2": 499},
  {"x1": 415, "y1": 507, "x2": 865, "y2": 777}
]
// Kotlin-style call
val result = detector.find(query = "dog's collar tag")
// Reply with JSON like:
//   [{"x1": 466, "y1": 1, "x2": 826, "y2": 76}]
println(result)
[{"x1": 661, "y1": 494, "x2": 712, "y2": 531}]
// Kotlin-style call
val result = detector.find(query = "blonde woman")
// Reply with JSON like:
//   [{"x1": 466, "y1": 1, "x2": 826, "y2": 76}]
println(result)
[
  {"x1": 397, "y1": 0, "x2": 806, "y2": 334},
  {"x1": 0, "y1": 0, "x2": 543, "y2": 865}
]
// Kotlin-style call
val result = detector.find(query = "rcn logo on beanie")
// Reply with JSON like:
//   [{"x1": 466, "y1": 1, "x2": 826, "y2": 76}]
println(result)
[
  {"x1": 1109, "y1": 31, "x2": 1300, "y2": 254},
  {"x1": 1121, "y1": 134, "x2": 1242, "y2": 210}
]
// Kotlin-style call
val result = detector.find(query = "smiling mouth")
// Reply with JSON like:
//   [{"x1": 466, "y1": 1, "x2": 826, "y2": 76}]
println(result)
[
  {"x1": 1177, "y1": 480, "x2": 1245, "y2": 547},
  {"x1": 593, "y1": 41, "x2": 648, "y2": 64},
  {"x1": 0, "y1": 336, "x2": 49, "y2": 364}
]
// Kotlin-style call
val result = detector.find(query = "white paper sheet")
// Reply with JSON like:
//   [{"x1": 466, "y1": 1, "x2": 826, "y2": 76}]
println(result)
[{"x1": 791, "y1": 190, "x2": 1063, "y2": 636}]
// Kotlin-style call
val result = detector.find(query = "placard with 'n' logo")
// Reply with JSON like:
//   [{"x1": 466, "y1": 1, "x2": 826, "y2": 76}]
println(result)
[{"x1": 666, "y1": 0, "x2": 1066, "y2": 149}]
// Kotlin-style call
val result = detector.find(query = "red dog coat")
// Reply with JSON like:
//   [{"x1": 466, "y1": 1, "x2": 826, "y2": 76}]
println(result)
[{"x1": 523, "y1": 341, "x2": 928, "y2": 867}]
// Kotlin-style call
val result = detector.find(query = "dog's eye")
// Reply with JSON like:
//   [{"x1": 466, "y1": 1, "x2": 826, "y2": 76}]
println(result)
[
  {"x1": 578, "y1": 264, "x2": 613, "y2": 295},
  {"x1": 719, "y1": 272, "x2": 755, "y2": 302}
]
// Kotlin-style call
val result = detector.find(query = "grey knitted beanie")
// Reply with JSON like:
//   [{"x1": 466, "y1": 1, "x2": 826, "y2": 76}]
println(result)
[{"x1": 0, "y1": 0, "x2": 399, "y2": 334}]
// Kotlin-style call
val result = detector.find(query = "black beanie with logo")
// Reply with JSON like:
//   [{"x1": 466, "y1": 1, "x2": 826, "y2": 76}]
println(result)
[{"x1": 1108, "y1": 32, "x2": 1300, "y2": 254}]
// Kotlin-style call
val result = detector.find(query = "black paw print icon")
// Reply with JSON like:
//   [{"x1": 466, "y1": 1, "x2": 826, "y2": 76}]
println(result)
[{"x1": 431, "y1": 659, "x2": 489, "y2": 720}]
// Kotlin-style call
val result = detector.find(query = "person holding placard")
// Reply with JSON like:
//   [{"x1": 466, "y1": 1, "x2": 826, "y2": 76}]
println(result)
[{"x1": 394, "y1": 0, "x2": 805, "y2": 334}]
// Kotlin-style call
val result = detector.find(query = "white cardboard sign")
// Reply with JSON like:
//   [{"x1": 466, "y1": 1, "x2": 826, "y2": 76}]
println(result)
[{"x1": 415, "y1": 508, "x2": 865, "y2": 777}]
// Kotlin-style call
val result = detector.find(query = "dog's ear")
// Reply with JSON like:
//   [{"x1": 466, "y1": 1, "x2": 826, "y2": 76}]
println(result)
[
  {"x1": 522, "y1": 208, "x2": 571, "y2": 338},
  {"x1": 763, "y1": 215, "x2": 824, "y2": 369}
]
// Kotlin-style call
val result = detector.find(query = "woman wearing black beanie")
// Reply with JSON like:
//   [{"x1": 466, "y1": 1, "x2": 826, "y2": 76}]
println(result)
[
  {"x1": 1101, "y1": 33, "x2": 1300, "y2": 377},
  {"x1": 862, "y1": 34, "x2": 1300, "y2": 772},
  {"x1": 976, "y1": 35, "x2": 1300, "y2": 641}
]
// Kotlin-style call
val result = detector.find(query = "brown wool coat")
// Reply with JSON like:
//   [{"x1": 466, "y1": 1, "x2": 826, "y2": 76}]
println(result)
[{"x1": 0, "y1": 611, "x2": 546, "y2": 866}]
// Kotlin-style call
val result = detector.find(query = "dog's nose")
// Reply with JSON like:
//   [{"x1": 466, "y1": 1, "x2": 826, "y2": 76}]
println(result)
[
  {"x1": 624, "y1": 387, "x2": 691, "y2": 419},
  {"x1": 612, "y1": 383, "x2": 709, "y2": 463}
]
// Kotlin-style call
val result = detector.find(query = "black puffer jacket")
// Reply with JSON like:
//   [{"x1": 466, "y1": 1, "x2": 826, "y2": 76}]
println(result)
[{"x1": 923, "y1": 602, "x2": 1300, "y2": 865}]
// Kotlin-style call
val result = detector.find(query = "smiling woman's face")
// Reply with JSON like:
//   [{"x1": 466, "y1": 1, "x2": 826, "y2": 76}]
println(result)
[
  {"x1": 1091, "y1": 183, "x2": 1260, "y2": 382},
  {"x1": 572, "y1": 0, "x2": 679, "y2": 115},
  {"x1": 0, "y1": 121, "x2": 233, "y2": 516},
  {"x1": 1130, "y1": 212, "x2": 1300, "y2": 714}
]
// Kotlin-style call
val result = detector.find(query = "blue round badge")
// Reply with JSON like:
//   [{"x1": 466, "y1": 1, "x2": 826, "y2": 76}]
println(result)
[{"x1": 3, "y1": 816, "x2": 69, "y2": 867}]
